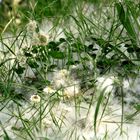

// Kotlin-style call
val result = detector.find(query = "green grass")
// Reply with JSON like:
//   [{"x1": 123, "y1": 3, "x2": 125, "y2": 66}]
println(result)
[{"x1": 0, "y1": 0, "x2": 140, "y2": 139}]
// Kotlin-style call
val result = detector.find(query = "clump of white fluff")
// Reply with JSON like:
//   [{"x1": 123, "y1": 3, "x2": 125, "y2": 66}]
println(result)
[
  {"x1": 43, "y1": 69, "x2": 80, "y2": 98},
  {"x1": 26, "y1": 20, "x2": 49, "y2": 46}
]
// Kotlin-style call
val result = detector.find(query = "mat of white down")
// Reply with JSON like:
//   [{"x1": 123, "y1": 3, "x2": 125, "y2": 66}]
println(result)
[{"x1": 0, "y1": 75, "x2": 140, "y2": 140}]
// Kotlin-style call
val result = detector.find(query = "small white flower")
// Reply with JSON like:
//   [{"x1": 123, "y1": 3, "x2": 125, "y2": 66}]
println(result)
[
  {"x1": 43, "y1": 86, "x2": 56, "y2": 94},
  {"x1": 30, "y1": 95, "x2": 41, "y2": 103}
]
